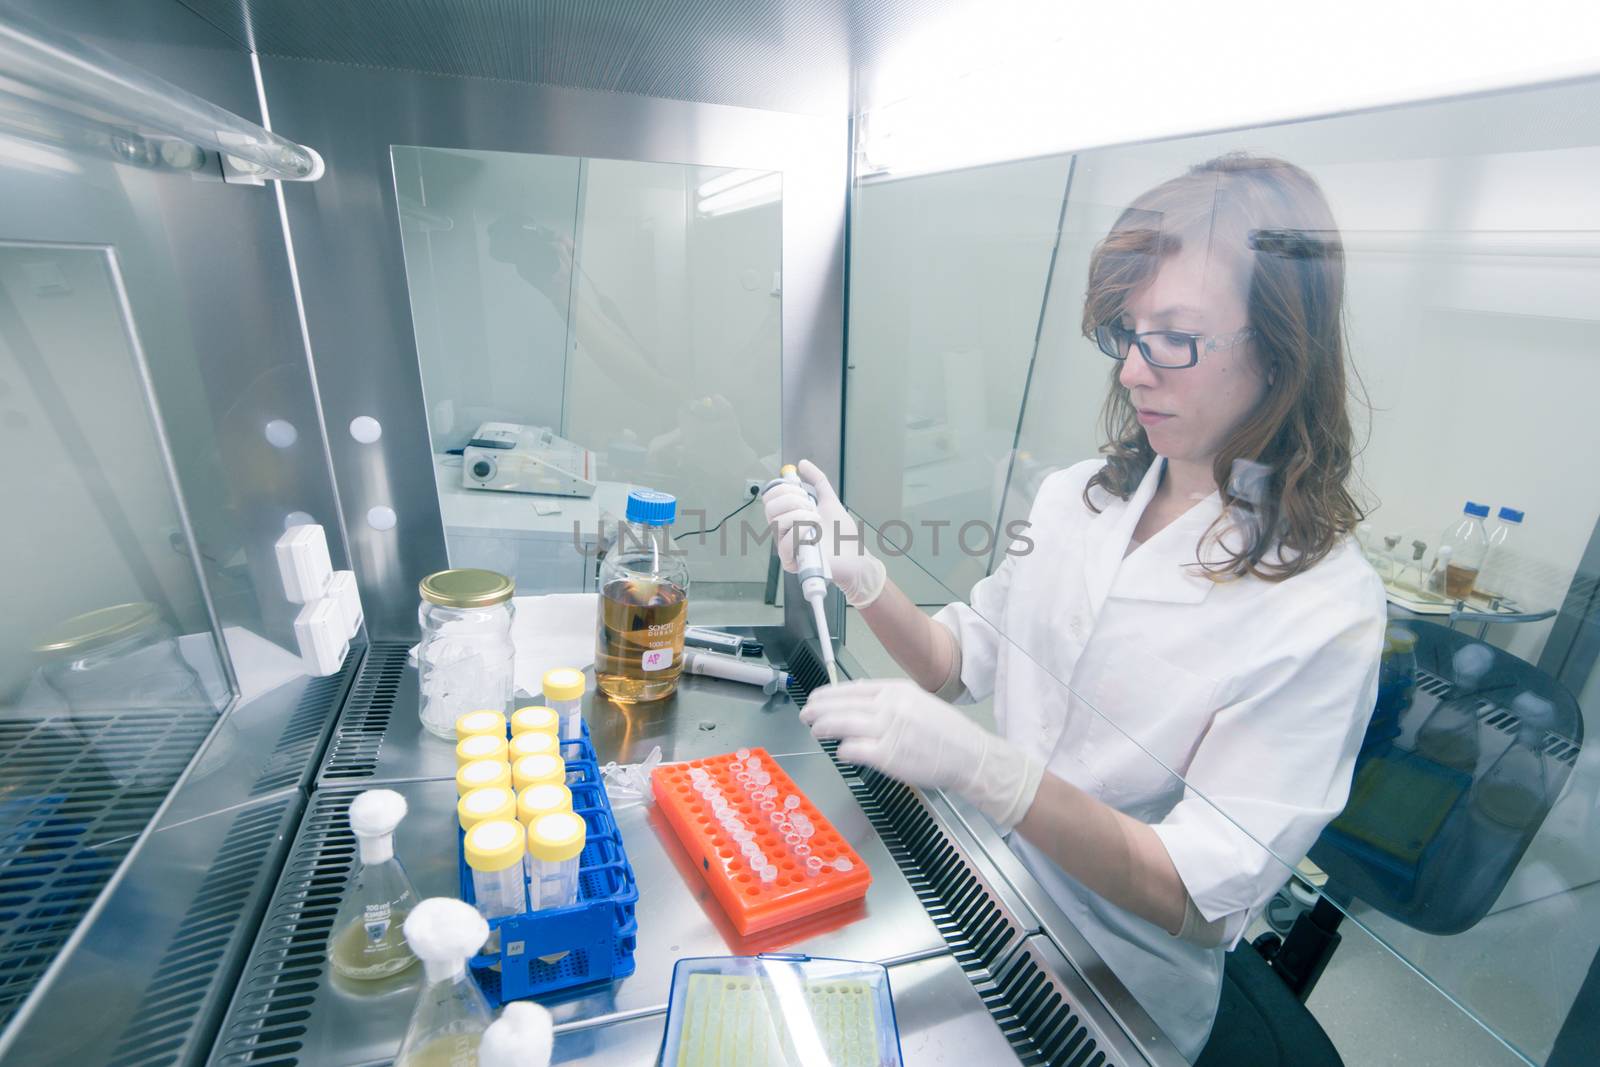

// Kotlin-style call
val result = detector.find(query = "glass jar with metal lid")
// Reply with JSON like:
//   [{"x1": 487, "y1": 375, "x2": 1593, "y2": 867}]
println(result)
[
  {"x1": 34, "y1": 602, "x2": 212, "y2": 712},
  {"x1": 417, "y1": 569, "x2": 516, "y2": 740}
]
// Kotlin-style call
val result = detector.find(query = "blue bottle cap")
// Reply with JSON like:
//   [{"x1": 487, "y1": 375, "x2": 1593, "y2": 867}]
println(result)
[
  {"x1": 625, "y1": 489, "x2": 677, "y2": 525},
  {"x1": 1497, "y1": 507, "x2": 1524, "y2": 523},
  {"x1": 1463, "y1": 501, "x2": 1490, "y2": 518}
]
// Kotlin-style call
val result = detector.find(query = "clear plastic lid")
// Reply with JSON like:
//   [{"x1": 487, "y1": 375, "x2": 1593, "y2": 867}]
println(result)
[{"x1": 661, "y1": 954, "x2": 902, "y2": 1067}]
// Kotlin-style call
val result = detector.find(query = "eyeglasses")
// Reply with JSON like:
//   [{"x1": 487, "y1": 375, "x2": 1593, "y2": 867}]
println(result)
[{"x1": 1092, "y1": 324, "x2": 1255, "y2": 369}]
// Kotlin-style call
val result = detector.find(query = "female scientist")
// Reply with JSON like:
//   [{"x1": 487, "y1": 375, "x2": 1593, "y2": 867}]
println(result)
[{"x1": 764, "y1": 154, "x2": 1386, "y2": 1060}]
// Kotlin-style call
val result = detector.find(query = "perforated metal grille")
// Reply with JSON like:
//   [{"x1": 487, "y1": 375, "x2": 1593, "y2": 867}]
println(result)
[
  {"x1": 985, "y1": 943, "x2": 1109, "y2": 1067},
  {"x1": 850, "y1": 766, "x2": 1018, "y2": 975},
  {"x1": 0, "y1": 708, "x2": 215, "y2": 1032},
  {"x1": 209, "y1": 791, "x2": 359, "y2": 1067},
  {"x1": 1416, "y1": 667, "x2": 1580, "y2": 766},
  {"x1": 105, "y1": 796, "x2": 299, "y2": 1067},
  {"x1": 784, "y1": 643, "x2": 1111, "y2": 1067},
  {"x1": 319, "y1": 642, "x2": 409, "y2": 782},
  {"x1": 249, "y1": 654, "x2": 362, "y2": 796}
]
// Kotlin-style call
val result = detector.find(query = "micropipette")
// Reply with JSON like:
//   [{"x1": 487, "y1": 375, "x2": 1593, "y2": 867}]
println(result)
[{"x1": 766, "y1": 464, "x2": 841, "y2": 686}]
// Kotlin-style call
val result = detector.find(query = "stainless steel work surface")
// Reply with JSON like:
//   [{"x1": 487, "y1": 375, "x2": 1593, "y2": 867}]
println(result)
[
  {"x1": 887, "y1": 952, "x2": 1021, "y2": 1064},
  {"x1": 216, "y1": 752, "x2": 945, "y2": 1065},
  {"x1": 583, "y1": 669, "x2": 822, "y2": 765},
  {"x1": 552, "y1": 1013, "x2": 668, "y2": 1064},
  {"x1": 614, "y1": 751, "x2": 947, "y2": 1008},
  {"x1": 318, "y1": 645, "x2": 821, "y2": 787},
  {"x1": 541, "y1": 950, "x2": 1018, "y2": 1066}
]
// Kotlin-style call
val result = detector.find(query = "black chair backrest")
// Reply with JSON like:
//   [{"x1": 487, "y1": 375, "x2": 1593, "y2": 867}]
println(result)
[{"x1": 1309, "y1": 620, "x2": 1583, "y2": 934}]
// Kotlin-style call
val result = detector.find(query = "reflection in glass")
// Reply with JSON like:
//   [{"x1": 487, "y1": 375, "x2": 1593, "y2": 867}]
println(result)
[
  {"x1": 845, "y1": 76, "x2": 1600, "y2": 1062},
  {"x1": 34, "y1": 602, "x2": 209, "y2": 712},
  {"x1": 393, "y1": 147, "x2": 782, "y2": 618},
  {"x1": 0, "y1": 243, "x2": 229, "y2": 1031},
  {"x1": 1474, "y1": 693, "x2": 1556, "y2": 830},
  {"x1": 1414, "y1": 643, "x2": 1494, "y2": 773}
]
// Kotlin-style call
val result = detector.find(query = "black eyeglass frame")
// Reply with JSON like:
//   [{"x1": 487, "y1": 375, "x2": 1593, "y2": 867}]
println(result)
[{"x1": 1092, "y1": 323, "x2": 1255, "y2": 369}]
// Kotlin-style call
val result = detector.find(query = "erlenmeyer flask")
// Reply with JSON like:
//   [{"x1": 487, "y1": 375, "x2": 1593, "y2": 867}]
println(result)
[
  {"x1": 329, "y1": 790, "x2": 420, "y2": 980},
  {"x1": 396, "y1": 898, "x2": 494, "y2": 1067}
]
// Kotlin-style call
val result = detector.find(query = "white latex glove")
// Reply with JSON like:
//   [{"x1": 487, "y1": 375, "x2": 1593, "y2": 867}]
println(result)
[
  {"x1": 801, "y1": 678, "x2": 1044, "y2": 832},
  {"x1": 762, "y1": 459, "x2": 887, "y2": 608}
]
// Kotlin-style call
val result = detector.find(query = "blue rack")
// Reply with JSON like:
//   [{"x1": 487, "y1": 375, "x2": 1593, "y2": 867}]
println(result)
[{"x1": 456, "y1": 724, "x2": 639, "y2": 1005}]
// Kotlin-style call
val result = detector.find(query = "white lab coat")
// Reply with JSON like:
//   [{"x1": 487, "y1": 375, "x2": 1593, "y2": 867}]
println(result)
[{"x1": 933, "y1": 458, "x2": 1385, "y2": 1061}]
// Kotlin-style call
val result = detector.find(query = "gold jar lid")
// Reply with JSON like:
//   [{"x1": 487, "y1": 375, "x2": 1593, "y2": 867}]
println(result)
[
  {"x1": 419, "y1": 569, "x2": 514, "y2": 608},
  {"x1": 34, "y1": 602, "x2": 160, "y2": 654}
]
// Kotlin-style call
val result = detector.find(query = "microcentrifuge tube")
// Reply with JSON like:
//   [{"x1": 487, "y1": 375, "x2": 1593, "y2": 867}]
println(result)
[
  {"x1": 783, "y1": 795, "x2": 800, "y2": 810},
  {"x1": 736, "y1": 748, "x2": 750, "y2": 760},
  {"x1": 784, "y1": 832, "x2": 801, "y2": 848},
  {"x1": 794, "y1": 843, "x2": 811, "y2": 858},
  {"x1": 805, "y1": 856, "x2": 823, "y2": 877},
  {"x1": 759, "y1": 866, "x2": 778, "y2": 884},
  {"x1": 833, "y1": 858, "x2": 853, "y2": 872}
]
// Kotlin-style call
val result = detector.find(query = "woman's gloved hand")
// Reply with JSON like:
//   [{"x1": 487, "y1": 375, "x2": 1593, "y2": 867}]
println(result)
[
  {"x1": 801, "y1": 678, "x2": 1044, "y2": 832},
  {"x1": 762, "y1": 459, "x2": 887, "y2": 608}
]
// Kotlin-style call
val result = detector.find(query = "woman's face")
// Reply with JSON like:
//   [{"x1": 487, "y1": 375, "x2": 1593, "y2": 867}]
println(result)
[{"x1": 1116, "y1": 247, "x2": 1266, "y2": 471}]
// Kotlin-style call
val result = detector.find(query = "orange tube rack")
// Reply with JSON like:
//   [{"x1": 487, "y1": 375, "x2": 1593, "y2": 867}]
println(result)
[{"x1": 651, "y1": 748, "x2": 870, "y2": 935}]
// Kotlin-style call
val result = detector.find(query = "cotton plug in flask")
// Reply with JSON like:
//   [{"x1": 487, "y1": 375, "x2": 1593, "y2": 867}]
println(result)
[
  {"x1": 595, "y1": 490, "x2": 689, "y2": 703},
  {"x1": 395, "y1": 898, "x2": 494, "y2": 1067},
  {"x1": 479, "y1": 1002, "x2": 554, "y2": 1067},
  {"x1": 328, "y1": 789, "x2": 420, "y2": 980},
  {"x1": 1415, "y1": 643, "x2": 1495, "y2": 772}
]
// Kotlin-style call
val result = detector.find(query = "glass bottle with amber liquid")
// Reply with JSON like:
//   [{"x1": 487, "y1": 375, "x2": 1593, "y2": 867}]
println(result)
[{"x1": 596, "y1": 490, "x2": 690, "y2": 703}]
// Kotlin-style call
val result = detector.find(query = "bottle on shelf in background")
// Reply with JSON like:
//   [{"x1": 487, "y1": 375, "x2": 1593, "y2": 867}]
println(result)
[
  {"x1": 1380, "y1": 531, "x2": 1404, "y2": 581},
  {"x1": 1476, "y1": 507, "x2": 1526, "y2": 605},
  {"x1": 1425, "y1": 545, "x2": 1454, "y2": 599},
  {"x1": 1439, "y1": 502, "x2": 1491, "y2": 601},
  {"x1": 1397, "y1": 539, "x2": 1429, "y2": 593}
]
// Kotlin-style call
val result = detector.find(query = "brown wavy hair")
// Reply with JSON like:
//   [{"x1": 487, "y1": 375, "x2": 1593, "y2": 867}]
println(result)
[{"x1": 1080, "y1": 152, "x2": 1365, "y2": 582}]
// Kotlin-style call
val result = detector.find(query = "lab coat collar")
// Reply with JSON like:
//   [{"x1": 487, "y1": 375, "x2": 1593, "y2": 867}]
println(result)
[{"x1": 1083, "y1": 457, "x2": 1221, "y2": 613}]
